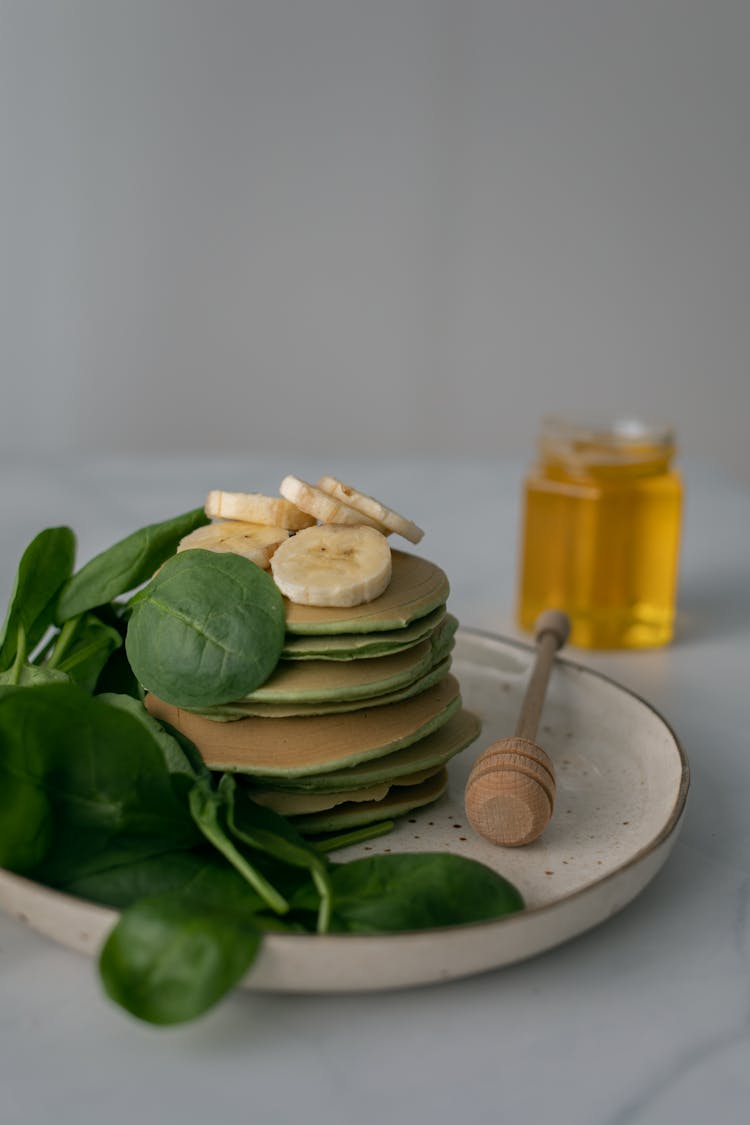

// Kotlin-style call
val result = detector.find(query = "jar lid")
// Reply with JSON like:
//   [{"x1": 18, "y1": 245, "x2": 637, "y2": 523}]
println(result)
[{"x1": 539, "y1": 416, "x2": 675, "y2": 476}]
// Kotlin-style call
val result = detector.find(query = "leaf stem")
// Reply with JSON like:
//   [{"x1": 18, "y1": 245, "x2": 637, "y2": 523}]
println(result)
[
  {"x1": 214, "y1": 837, "x2": 290, "y2": 916},
  {"x1": 312, "y1": 867, "x2": 332, "y2": 934},
  {"x1": 312, "y1": 820, "x2": 396, "y2": 854},
  {"x1": 189, "y1": 785, "x2": 290, "y2": 916},
  {"x1": 8, "y1": 623, "x2": 27, "y2": 683},
  {"x1": 57, "y1": 634, "x2": 115, "y2": 674},
  {"x1": 46, "y1": 615, "x2": 81, "y2": 669}
]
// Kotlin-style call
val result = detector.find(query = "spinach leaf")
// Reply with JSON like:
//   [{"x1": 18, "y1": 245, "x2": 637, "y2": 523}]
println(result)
[
  {"x1": 47, "y1": 612, "x2": 122, "y2": 693},
  {"x1": 55, "y1": 508, "x2": 208, "y2": 623},
  {"x1": 81, "y1": 601, "x2": 143, "y2": 698},
  {"x1": 0, "y1": 762, "x2": 53, "y2": 872},
  {"x1": 189, "y1": 778, "x2": 290, "y2": 916},
  {"x1": 93, "y1": 642, "x2": 143, "y2": 699},
  {"x1": 98, "y1": 692, "x2": 205, "y2": 784},
  {"x1": 64, "y1": 847, "x2": 221, "y2": 908},
  {"x1": 218, "y1": 775, "x2": 332, "y2": 932},
  {"x1": 0, "y1": 683, "x2": 200, "y2": 883},
  {"x1": 93, "y1": 616, "x2": 140, "y2": 697},
  {"x1": 99, "y1": 860, "x2": 264, "y2": 1025},
  {"x1": 0, "y1": 526, "x2": 76, "y2": 671},
  {"x1": 0, "y1": 662, "x2": 69, "y2": 688},
  {"x1": 293, "y1": 852, "x2": 524, "y2": 933},
  {"x1": 221, "y1": 775, "x2": 326, "y2": 874},
  {"x1": 125, "y1": 550, "x2": 285, "y2": 708}
]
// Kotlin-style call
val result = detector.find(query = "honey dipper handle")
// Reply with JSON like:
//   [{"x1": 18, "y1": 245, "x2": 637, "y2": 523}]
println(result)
[{"x1": 514, "y1": 610, "x2": 570, "y2": 742}]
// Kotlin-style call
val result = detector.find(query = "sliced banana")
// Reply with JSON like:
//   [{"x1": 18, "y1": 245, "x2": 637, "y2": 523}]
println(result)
[
  {"x1": 177, "y1": 521, "x2": 289, "y2": 569},
  {"x1": 316, "y1": 475, "x2": 424, "y2": 544},
  {"x1": 205, "y1": 489, "x2": 315, "y2": 530},
  {"x1": 279, "y1": 475, "x2": 386, "y2": 530},
  {"x1": 270, "y1": 524, "x2": 392, "y2": 607}
]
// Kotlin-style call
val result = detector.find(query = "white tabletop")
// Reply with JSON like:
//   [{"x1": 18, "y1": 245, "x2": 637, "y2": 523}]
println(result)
[{"x1": 2, "y1": 453, "x2": 749, "y2": 1125}]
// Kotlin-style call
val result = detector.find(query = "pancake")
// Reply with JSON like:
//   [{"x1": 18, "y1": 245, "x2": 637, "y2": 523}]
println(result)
[
  {"x1": 281, "y1": 606, "x2": 448, "y2": 660},
  {"x1": 196, "y1": 614, "x2": 456, "y2": 712},
  {"x1": 241, "y1": 634, "x2": 444, "y2": 704},
  {"x1": 289, "y1": 769, "x2": 449, "y2": 832},
  {"x1": 246, "y1": 764, "x2": 445, "y2": 816},
  {"x1": 242, "y1": 708, "x2": 481, "y2": 792},
  {"x1": 199, "y1": 657, "x2": 453, "y2": 720},
  {"x1": 248, "y1": 782, "x2": 392, "y2": 816},
  {"x1": 145, "y1": 674, "x2": 462, "y2": 778}
]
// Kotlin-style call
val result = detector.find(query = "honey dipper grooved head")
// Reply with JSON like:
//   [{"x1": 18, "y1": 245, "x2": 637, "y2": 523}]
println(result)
[{"x1": 464, "y1": 737, "x2": 556, "y2": 847}]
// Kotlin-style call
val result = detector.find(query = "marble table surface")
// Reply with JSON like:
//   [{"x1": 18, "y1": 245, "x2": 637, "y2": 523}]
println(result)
[{"x1": 1, "y1": 452, "x2": 749, "y2": 1125}]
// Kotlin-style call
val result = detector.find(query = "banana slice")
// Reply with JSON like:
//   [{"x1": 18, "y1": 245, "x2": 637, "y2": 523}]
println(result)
[
  {"x1": 270, "y1": 524, "x2": 392, "y2": 607},
  {"x1": 177, "y1": 521, "x2": 289, "y2": 569},
  {"x1": 316, "y1": 475, "x2": 424, "y2": 544},
  {"x1": 279, "y1": 475, "x2": 386, "y2": 530},
  {"x1": 205, "y1": 490, "x2": 315, "y2": 530}
]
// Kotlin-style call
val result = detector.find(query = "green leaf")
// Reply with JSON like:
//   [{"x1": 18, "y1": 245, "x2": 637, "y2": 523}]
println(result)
[
  {"x1": 0, "y1": 765, "x2": 53, "y2": 872},
  {"x1": 99, "y1": 862, "x2": 264, "y2": 1025},
  {"x1": 293, "y1": 852, "x2": 525, "y2": 933},
  {"x1": 188, "y1": 779, "x2": 290, "y2": 916},
  {"x1": 222, "y1": 775, "x2": 327, "y2": 874},
  {"x1": 125, "y1": 550, "x2": 285, "y2": 708},
  {"x1": 0, "y1": 662, "x2": 70, "y2": 688},
  {"x1": 64, "y1": 848, "x2": 220, "y2": 908},
  {"x1": 219, "y1": 775, "x2": 333, "y2": 932},
  {"x1": 49, "y1": 612, "x2": 122, "y2": 693},
  {"x1": 98, "y1": 692, "x2": 206, "y2": 783},
  {"x1": 93, "y1": 636, "x2": 142, "y2": 699},
  {"x1": 86, "y1": 601, "x2": 142, "y2": 698},
  {"x1": 0, "y1": 527, "x2": 76, "y2": 671},
  {"x1": 0, "y1": 683, "x2": 201, "y2": 882},
  {"x1": 55, "y1": 508, "x2": 208, "y2": 623}
]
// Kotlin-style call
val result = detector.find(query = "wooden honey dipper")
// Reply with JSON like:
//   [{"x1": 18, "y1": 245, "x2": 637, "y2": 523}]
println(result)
[{"x1": 465, "y1": 609, "x2": 570, "y2": 847}]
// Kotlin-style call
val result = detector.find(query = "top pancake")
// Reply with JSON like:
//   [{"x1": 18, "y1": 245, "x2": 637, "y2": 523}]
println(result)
[{"x1": 283, "y1": 550, "x2": 449, "y2": 635}]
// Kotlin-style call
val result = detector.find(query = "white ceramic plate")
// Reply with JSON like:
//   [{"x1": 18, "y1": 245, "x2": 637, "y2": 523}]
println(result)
[{"x1": 0, "y1": 628, "x2": 689, "y2": 993}]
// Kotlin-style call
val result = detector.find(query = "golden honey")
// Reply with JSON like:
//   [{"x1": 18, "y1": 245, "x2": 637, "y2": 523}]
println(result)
[{"x1": 517, "y1": 418, "x2": 682, "y2": 648}]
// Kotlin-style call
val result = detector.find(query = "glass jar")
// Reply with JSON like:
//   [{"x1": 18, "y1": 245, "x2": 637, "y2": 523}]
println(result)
[{"x1": 517, "y1": 417, "x2": 683, "y2": 648}]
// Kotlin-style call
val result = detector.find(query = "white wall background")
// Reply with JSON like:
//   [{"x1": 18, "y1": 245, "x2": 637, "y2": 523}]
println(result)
[{"x1": 1, "y1": 1, "x2": 748, "y2": 482}]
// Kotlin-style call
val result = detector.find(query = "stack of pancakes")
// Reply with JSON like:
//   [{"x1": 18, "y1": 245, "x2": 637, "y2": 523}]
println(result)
[{"x1": 146, "y1": 550, "x2": 480, "y2": 835}]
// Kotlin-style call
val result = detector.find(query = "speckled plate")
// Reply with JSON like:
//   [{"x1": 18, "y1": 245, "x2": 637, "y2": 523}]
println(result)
[{"x1": 0, "y1": 628, "x2": 689, "y2": 993}]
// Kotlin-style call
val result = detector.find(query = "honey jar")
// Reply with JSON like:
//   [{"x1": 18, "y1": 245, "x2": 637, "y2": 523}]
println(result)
[{"x1": 517, "y1": 417, "x2": 683, "y2": 648}]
